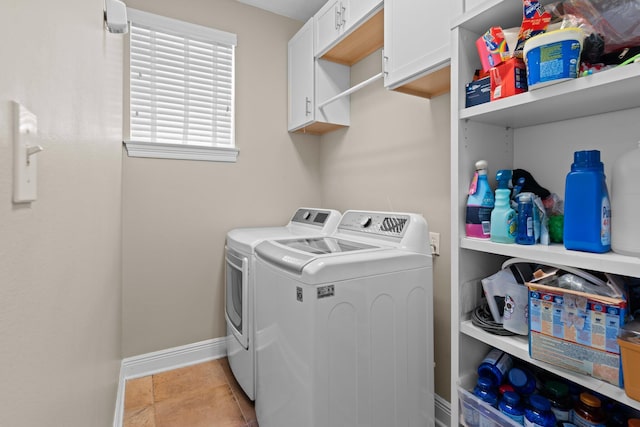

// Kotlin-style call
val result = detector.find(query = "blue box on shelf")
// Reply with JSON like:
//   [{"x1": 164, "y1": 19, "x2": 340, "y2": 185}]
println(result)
[{"x1": 465, "y1": 76, "x2": 491, "y2": 108}]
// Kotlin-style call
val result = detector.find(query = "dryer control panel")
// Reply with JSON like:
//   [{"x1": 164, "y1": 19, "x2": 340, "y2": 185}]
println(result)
[
  {"x1": 338, "y1": 211, "x2": 410, "y2": 238},
  {"x1": 290, "y1": 208, "x2": 333, "y2": 226}
]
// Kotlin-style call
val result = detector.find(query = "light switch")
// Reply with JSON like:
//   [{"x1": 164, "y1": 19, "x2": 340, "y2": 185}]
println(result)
[{"x1": 13, "y1": 101, "x2": 42, "y2": 203}]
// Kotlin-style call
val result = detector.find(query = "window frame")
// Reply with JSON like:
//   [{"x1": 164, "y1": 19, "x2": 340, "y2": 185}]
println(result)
[{"x1": 124, "y1": 9, "x2": 239, "y2": 162}]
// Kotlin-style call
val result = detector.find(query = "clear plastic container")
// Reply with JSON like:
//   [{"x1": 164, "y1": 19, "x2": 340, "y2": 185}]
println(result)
[{"x1": 458, "y1": 381, "x2": 521, "y2": 427}]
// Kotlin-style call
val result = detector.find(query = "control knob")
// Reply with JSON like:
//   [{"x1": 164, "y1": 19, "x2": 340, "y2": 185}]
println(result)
[{"x1": 360, "y1": 216, "x2": 372, "y2": 228}]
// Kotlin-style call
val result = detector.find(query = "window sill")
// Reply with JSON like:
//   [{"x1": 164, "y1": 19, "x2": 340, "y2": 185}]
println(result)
[{"x1": 124, "y1": 141, "x2": 239, "y2": 162}]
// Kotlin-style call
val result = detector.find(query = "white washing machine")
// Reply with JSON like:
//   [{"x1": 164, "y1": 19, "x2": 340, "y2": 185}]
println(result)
[
  {"x1": 225, "y1": 208, "x2": 341, "y2": 401},
  {"x1": 254, "y1": 210, "x2": 435, "y2": 427}
]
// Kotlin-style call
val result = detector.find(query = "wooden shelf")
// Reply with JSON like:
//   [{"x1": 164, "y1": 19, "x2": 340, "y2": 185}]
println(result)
[
  {"x1": 392, "y1": 64, "x2": 450, "y2": 99},
  {"x1": 319, "y1": 6, "x2": 451, "y2": 100},
  {"x1": 292, "y1": 121, "x2": 347, "y2": 135},
  {"x1": 320, "y1": 9, "x2": 384, "y2": 66}
]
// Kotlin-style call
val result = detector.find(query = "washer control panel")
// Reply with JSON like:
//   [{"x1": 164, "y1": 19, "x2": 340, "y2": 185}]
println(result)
[
  {"x1": 291, "y1": 208, "x2": 332, "y2": 225},
  {"x1": 339, "y1": 211, "x2": 410, "y2": 237}
]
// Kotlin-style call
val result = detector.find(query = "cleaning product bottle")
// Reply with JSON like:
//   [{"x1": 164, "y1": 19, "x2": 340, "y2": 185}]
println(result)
[
  {"x1": 466, "y1": 160, "x2": 494, "y2": 239},
  {"x1": 564, "y1": 150, "x2": 611, "y2": 253},
  {"x1": 516, "y1": 193, "x2": 535, "y2": 245},
  {"x1": 611, "y1": 141, "x2": 640, "y2": 257},
  {"x1": 491, "y1": 169, "x2": 517, "y2": 243}
]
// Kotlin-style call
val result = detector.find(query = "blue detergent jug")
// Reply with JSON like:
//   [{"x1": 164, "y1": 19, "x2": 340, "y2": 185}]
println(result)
[{"x1": 563, "y1": 150, "x2": 611, "y2": 253}]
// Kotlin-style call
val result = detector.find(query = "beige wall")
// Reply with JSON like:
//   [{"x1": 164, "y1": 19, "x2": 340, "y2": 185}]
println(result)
[
  {"x1": 318, "y1": 51, "x2": 452, "y2": 400},
  {"x1": 121, "y1": 0, "x2": 452, "y2": 403},
  {"x1": 122, "y1": 0, "x2": 322, "y2": 356},
  {"x1": 0, "y1": 1, "x2": 123, "y2": 426}
]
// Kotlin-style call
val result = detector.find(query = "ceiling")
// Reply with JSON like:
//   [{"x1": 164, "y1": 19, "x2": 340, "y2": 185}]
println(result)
[{"x1": 235, "y1": 0, "x2": 326, "y2": 21}]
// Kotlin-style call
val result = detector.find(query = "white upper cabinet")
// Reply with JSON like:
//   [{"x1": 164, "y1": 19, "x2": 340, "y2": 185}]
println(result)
[
  {"x1": 288, "y1": 18, "x2": 315, "y2": 131},
  {"x1": 315, "y1": 0, "x2": 344, "y2": 58},
  {"x1": 314, "y1": 0, "x2": 382, "y2": 59},
  {"x1": 383, "y1": 0, "x2": 461, "y2": 97},
  {"x1": 288, "y1": 18, "x2": 350, "y2": 135}
]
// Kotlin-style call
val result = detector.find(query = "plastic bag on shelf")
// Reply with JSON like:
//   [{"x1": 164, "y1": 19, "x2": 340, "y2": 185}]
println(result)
[{"x1": 546, "y1": 0, "x2": 640, "y2": 55}]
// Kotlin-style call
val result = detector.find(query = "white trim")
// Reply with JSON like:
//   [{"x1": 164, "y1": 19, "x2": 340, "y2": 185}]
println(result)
[
  {"x1": 127, "y1": 8, "x2": 237, "y2": 46},
  {"x1": 124, "y1": 141, "x2": 239, "y2": 162},
  {"x1": 435, "y1": 393, "x2": 452, "y2": 427},
  {"x1": 113, "y1": 337, "x2": 227, "y2": 427},
  {"x1": 113, "y1": 363, "x2": 126, "y2": 427},
  {"x1": 112, "y1": 336, "x2": 451, "y2": 427}
]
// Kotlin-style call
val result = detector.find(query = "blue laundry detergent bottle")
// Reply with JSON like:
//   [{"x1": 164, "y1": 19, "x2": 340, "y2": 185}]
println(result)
[
  {"x1": 563, "y1": 150, "x2": 611, "y2": 253},
  {"x1": 466, "y1": 160, "x2": 494, "y2": 239},
  {"x1": 491, "y1": 169, "x2": 517, "y2": 243}
]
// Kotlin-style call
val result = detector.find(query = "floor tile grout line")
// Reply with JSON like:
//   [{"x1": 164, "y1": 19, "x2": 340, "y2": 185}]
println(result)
[{"x1": 222, "y1": 370, "x2": 249, "y2": 425}]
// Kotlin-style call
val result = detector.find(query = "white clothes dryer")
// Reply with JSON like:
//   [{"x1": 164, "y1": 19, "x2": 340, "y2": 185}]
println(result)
[
  {"x1": 225, "y1": 208, "x2": 341, "y2": 401},
  {"x1": 254, "y1": 210, "x2": 435, "y2": 427}
]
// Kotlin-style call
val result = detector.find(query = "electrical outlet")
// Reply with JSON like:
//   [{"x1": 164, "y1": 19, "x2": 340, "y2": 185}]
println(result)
[{"x1": 429, "y1": 232, "x2": 440, "y2": 256}]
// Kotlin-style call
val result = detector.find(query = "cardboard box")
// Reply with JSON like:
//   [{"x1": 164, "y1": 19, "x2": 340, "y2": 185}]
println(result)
[
  {"x1": 528, "y1": 281, "x2": 626, "y2": 387},
  {"x1": 476, "y1": 27, "x2": 510, "y2": 72},
  {"x1": 490, "y1": 58, "x2": 528, "y2": 101},
  {"x1": 465, "y1": 76, "x2": 491, "y2": 108}
]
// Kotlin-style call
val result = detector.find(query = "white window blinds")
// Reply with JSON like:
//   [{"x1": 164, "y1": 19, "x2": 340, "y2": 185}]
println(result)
[{"x1": 127, "y1": 9, "x2": 237, "y2": 149}]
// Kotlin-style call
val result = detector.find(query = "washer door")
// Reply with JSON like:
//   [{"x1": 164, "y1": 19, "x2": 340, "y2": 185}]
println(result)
[{"x1": 225, "y1": 247, "x2": 249, "y2": 349}]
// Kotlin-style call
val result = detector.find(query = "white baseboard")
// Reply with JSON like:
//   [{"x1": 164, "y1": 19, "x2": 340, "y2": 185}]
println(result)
[
  {"x1": 113, "y1": 337, "x2": 227, "y2": 427},
  {"x1": 435, "y1": 393, "x2": 452, "y2": 427},
  {"x1": 112, "y1": 336, "x2": 452, "y2": 427}
]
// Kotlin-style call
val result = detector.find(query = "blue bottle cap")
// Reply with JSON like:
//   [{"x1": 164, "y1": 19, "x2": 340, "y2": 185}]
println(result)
[
  {"x1": 496, "y1": 169, "x2": 512, "y2": 189},
  {"x1": 502, "y1": 391, "x2": 521, "y2": 405},
  {"x1": 477, "y1": 376, "x2": 494, "y2": 389},
  {"x1": 572, "y1": 150, "x2": 603, "y2": 171},
  {"x1": 529, "y1": 394, "x2": 551, "y2": 411},
  {"x1": 508, "y1": 368, "x2": 527, "y2": 387}
]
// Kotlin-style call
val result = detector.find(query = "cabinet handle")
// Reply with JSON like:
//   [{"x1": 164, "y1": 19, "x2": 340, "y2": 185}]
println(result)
[
  {"x1": 340, "y1": 3, "x2": 346, "y2": 26},
  {"x1": 335, "y1": 7, "x2": 341, "y2": 29},
  {"x1": 383, "y1": 54, "x2": 389, "y2": 76},
  {"x1": 305, "y1": 97, "x2": 311, "y2": 116}
]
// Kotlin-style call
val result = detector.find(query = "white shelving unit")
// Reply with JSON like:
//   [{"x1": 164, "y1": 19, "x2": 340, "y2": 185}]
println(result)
[{"x1": 450, "y1": 1, "x2": 640, "y2": 425}]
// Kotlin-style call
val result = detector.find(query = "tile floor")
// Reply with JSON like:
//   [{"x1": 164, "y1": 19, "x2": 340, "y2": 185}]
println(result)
[{"x1": 123, "y1": 358, "x2": 258, "y2": 427}]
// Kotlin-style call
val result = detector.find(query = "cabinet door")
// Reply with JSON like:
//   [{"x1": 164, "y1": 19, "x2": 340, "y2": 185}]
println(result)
[
  {"x1": 314, "y1": 0, "x2": 343, "y2": 57},
  {"x1": 384, "y1": 0, "x2": 460, "y2": 89},
  {"x1": 288, "y1": 19, "x2": 314, "y2": 131},
  {"x1": 344, "y1": 0, "x2": 381, "y2": 33}
]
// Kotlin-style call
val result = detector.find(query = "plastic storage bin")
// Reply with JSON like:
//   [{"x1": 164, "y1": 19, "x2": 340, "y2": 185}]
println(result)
[
  {"x1": 458, "y1": 377, "x2": 521, "y2": 427},
  {"x1": 618, "y1": 322, "x2": 640, "y2": 401}
]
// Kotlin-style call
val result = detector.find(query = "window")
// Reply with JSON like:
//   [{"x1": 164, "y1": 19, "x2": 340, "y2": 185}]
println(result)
[{"x1": 124, "y1": 9, "x2": 238, "y2": 162}]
